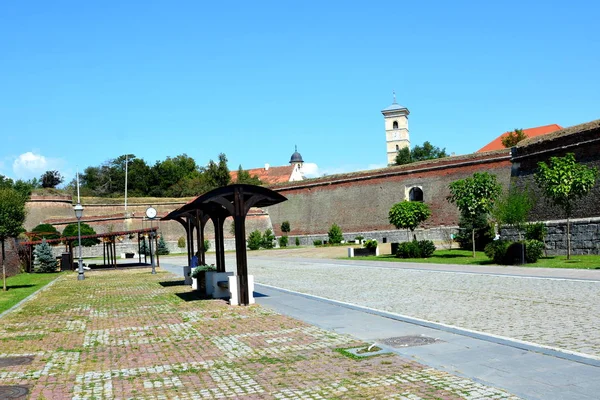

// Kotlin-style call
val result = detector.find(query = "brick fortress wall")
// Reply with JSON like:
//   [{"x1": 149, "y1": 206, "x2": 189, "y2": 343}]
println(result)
[{"x1": 266, "y1": 151, "x2": 512, "y2": 237}]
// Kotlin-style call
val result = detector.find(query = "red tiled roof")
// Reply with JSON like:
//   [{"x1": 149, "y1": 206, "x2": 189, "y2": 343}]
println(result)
[
  {"x1": 230, "y1": 165, "x2": 293, "y2": 185},
  {"x1": 477, "y1": 124, "x2": 563, "y2": 153}
]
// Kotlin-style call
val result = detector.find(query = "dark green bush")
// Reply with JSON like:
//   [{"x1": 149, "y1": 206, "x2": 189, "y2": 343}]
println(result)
[
  {"x1": 278, "y1": 236, "x2": 288, "y2": 247},
  {"x1": 313, "y1": 240, "x2": 322, "y2": 246},
  {"x1": 363, "y1": 239, "x2": 378, "y2": 251},
  {"x1": 295, "y1": 237, "x2": 300, "y2": 246},
  {"x1": 202, "y1": 239, "x2": 211, "y2": 252},
  {"x1": 417, "y1": 240, "x2": 436, "y2": 257},
  {"x1": 396, "y1": 241, "x2": 421, "y2": 258},
  {"x1": 484, "y1": 240, "x2": 511, "y2": 264},
  {"x1": 262, "y1": 229, "x2": 275, "y2": 249},
  {"x1": 525, "y1": 240, "x2": 545, "y2": 263},
  {"x1": 248, "y1": 230, "x2": 263, "y2": 250}
]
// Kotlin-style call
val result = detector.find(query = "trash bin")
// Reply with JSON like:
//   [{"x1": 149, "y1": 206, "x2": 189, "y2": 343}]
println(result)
[
  {"x1": 60, "y1": 252, "x2": 72, "y2": 271},
  {"x1": 183, "y1": 266, "x2": 192, "y2": 285}
]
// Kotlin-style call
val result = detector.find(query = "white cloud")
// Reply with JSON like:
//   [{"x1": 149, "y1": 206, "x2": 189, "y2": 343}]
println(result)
[
  {"x1": 12, "y1": 152, "x2": 66, "y2": 181},
  {"x1": 302, "y1": 163, "x2": 321, "y2": 178}
]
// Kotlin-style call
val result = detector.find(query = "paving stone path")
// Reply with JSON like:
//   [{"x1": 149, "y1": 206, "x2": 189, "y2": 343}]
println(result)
[
  {"x1": 246, "y1": 258, "x2": 600, "y2": 358},
  {"x1": 0, "y1": 269, "x2": 521, "y2": 399}
]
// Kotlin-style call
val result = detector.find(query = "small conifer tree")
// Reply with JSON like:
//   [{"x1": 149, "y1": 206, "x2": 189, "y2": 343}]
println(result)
[
  {"x1": 34, "y1": 239, "x2": 57, "y2": 273},
  {"x1": 156, "y1": 236, "x2": 170, "y2": 255}
]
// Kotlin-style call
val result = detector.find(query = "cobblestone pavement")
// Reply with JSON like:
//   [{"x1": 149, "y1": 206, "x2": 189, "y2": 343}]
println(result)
[
  {"x1": 245, "y1": 257, "x2": 600, "y2": 358},
  {"x1": 0, "y1": 269, "x2": 521, "y2": 399}
]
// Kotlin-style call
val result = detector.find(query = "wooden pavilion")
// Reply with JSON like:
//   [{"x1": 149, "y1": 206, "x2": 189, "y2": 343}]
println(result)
[{"x1": 161, "y1": 184, "x2": 287, "y2": 306}]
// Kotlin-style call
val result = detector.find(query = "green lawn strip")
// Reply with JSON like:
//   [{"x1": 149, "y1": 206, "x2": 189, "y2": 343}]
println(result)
[
  {"x1": 347, "y1": 249, "x2": 600, "y2": 269},
  {"x1": 0, "y1": 273, "x2": 60, "y2": 314}
]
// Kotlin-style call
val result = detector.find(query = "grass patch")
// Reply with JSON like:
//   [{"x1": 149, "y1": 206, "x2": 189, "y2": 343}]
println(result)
[
  {"x1": 0, "y1": 273, "x2": 59, "y2": 314},
  {"x1": 350, "y1": 249, "x2": 600, "y2": 269}
]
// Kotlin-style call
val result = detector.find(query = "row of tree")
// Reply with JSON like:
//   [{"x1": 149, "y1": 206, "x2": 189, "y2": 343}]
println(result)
[
  {"x1": 75, "y1": 153, "x2": 261, "y2": 198},
  {"x1": 389, "y1": 152, "x2": 597, "y2": 260}
]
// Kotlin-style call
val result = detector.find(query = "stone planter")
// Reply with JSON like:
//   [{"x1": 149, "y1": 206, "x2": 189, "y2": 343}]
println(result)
[
  {"x1": 191, "y1": 273, "x2": 208, "y2": 298},
  {"x1": 353, "y1": 248, "x2": 377, "y2": 257}
]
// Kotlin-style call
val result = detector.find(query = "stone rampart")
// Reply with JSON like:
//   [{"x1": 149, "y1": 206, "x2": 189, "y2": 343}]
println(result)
[{"x1": 266, "y1": 151, "x2": 511, "y2": 236}]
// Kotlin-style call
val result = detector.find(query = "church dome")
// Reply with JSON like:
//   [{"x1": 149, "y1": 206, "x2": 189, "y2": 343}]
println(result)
[{"x1": 289, "y1": 147, "x2": 304, "y2": 164}]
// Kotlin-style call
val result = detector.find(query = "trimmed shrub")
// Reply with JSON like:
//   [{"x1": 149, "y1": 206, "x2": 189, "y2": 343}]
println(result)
[
  {"x1": 328, "y1": 224, "x2": 343, "y2": 244},
  {"x1": 484, "y1": 240, "x2": 511, "y2": 264},
  {"x1": 525, "y1": 240, "x2": 545, "y2": 263},
  {"x1": 295, "y1": 237, "x2": 300, "y2": 246},
  {"x1": 418, "y1": 240, "x2": 436, "y2": 258},
  {"x1": 313, "y1": 240, "x2": 323, "y2": 246},
  {"x1": 363, "y1": 239, "x2": 378, "y2": 251},
  {"x1": 202, "y1": 239, "x2": 211, "y2": 252},
  {"x1": 281, "y1": 221, "x2": 291, "y2": 234},
  {"x1": 177, "y1": 236, "x2": 186, "y2": 249},
  {"x1": 262, "y1": 229, "x2": 275, "y2": 249},
  {"x1": 355, "y1": 235, "x2": 364, "y2": 243},
  {"x1": 396, "y1": 241, "x2": 421, "y2": 258},
  {"x1": 278, "y1": 236, "x2": 288, "y2": 247},
  {"x1": 248, "y1": 230, "x2": 263, "y2": 250}
]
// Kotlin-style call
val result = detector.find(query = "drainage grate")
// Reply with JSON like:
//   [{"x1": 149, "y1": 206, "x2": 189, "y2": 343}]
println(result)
[
  {"x1": 380, "y1": 335, "x2": 442, "y2": 348},
  {"x1": 0, "y1": 357, "x2": 34, "y2": 367},
  {"x1": 0, "y1": 386, "x2": 29, "y2": 399}
]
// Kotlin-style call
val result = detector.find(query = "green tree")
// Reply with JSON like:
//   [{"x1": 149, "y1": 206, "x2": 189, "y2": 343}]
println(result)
[
  {"x1": 41, "y1": 170, "x2": 64, "y2": 188},
  {"x1": 388, "y1": 201, "x2": 432, "y2": 240},
  {"x1": 327, "y1": 223, "x2": 343, "y2": 244},
  {"x1": 262, "y1": 228, "x2": 275, "y2": 249},
  {"x1": 177, "y1": 236, "x2": 186, "y2": 250},
  {"x1": 204, "y1": 153, "x2": 231, "y2": 190},
  {"x1": 62, "y1": 223, "x2": 101, "y2": 247},
  {"x1": 156, "y1": 236, "x2": 170, "y2": 255},
  {"x1": 235, "y1": 165, "x2": 262, "y2": 185},
  {"x1": 281, "y1": 221, "x2": 291, "y2": 234},
  {"x1": 33, "y1": 239, "x2": 57, "y2": 273},
  {"x1": 395, "y1": 147, "x2": 411, "y2": 165},
  {"x1": 534, "y1": 153, "x2": 598, "y2": 259},
  {"x1": 447, "y1": 172, "x2": 502, "y2": 257},
  {"x1": 278, "y1": 235, "x2": 288, "y2": 247},
  {"x1": 411, "y1": 141, "x2": 448, "y2": 162},
  {"x1": 31, "y1": 223, "x2": 61, "y2": 241},
  {"x1": 0, "y1": 188, "x2": 27, "y2": 290},
  {"x1": 492, "y1": 187, "x2": 534, "y2": 240},
  {"x1": 247, "y1": 230, "x2": 263, "y2": 250},
  {"x1": 501, "y1": 129, "x2": 527, "y2": 148},
  {"x1": 395, "y1": 142, "x2": 448, "y2": 166}
]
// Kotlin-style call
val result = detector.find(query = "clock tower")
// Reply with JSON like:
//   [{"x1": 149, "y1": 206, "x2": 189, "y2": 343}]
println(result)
[{"x1": 381, "y1": 93, "x2": 410, "y2": 165}]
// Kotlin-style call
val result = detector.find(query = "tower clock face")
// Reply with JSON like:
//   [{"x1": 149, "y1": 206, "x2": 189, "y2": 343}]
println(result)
[{"x1": 146, "y1": 207, "x2": 157, "y2": 219}]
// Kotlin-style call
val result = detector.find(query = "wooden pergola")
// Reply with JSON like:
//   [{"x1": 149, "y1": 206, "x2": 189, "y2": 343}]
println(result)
[
  {"x1": 162, "y1": 184, "x2": 287, "y2": 306},
  {"x1": 21, "y1": 227, "x2": 159, "y2": 272}
]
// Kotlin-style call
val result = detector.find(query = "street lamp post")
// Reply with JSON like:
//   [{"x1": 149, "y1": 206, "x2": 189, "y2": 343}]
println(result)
[{"x1": 74, "y1": 203, "x2": 84, "y2": 280}]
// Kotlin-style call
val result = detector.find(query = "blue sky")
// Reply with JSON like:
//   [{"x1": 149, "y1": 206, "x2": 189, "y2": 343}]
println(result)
[{"x1": 1, "y1": 0, "x2": 599, "y2": 184}]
